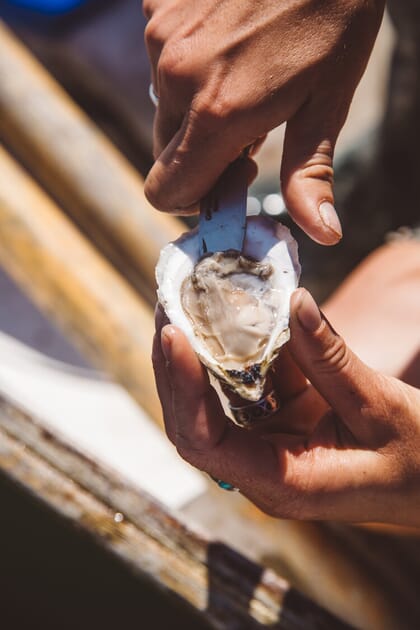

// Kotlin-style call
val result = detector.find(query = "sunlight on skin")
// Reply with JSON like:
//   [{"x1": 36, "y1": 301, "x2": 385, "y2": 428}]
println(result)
[
  {"x1": 143, "y1": 0, "x2": 384, "y2": 244},
  {"x1": 153, "y1": 280, "x2": 420, "y2": 527},
  {"x1": 323, "y1": 240, "x2": 420, "y2": 386}
]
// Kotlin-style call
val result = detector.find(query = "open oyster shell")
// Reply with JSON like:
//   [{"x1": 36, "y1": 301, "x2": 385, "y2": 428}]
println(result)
[{"x1": 156, "y1": 216, "x2": 300, "y2": 401}]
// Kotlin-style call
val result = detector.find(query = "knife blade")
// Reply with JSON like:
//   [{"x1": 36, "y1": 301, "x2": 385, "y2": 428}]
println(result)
[{"x1": 198, "y1": 158, "x2": 248, "y2": 257}]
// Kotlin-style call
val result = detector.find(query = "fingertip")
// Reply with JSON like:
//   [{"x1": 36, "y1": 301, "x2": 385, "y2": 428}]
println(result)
[
  {"x1": 160, "y1": 324, "x2": 177, "y2": 362},
  {"x1": 290, "y1": 287, "x2": 307, "y2": 313},
  {"x1": 290, "y1": 288, "x2": 322, "y2": 333},
  {"x1": 282, "y1": 182, "x2": 342, "y2": 246},
  {"x1": 144, "y1": 173, "x2": 175, "y2": 213},
  {"x1": 318, "y1": 201, "x2": 342, "y2": 243}
]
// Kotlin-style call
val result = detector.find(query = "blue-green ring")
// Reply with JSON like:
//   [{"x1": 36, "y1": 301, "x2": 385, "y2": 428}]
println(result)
[{"x1": 209, "y1": 475, "x2": 238, "y2": 492}]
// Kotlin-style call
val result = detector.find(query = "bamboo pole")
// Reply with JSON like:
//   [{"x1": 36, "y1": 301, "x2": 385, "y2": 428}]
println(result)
[
  {"x1": 0, "y1": 20, "x2": 183, "y2": 304},
  {"x1": 0, "y1": 145, "x2": 161, "y2": 425}
]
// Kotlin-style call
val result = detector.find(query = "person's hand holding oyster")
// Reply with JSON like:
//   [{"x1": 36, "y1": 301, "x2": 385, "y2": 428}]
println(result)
[
  {"x1": 152, "y1": 154, "x2": 420, "y2": 525},
  {"x1": 147, "y1": 0, "x2": 420, "y2": 526},
  {"x1": 154, "y1": 263, "x2": 420, "y2": 526}
]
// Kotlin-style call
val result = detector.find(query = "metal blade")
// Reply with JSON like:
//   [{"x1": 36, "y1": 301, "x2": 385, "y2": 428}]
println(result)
[{"x1": 198, "y1": 159, "x2": 248, "y2": 256}]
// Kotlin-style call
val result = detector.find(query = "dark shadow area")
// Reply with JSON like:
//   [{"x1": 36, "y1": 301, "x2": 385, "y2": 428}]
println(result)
[
  {"x1": 0, "y1": 470, "x2": 211, "y2": 630},
  {"x1": 207, "y1": 541, "x2": 264, "y2": 627},
  {"x1": 324, "y1": 522, "x2": 420, "y2": 629},
  {"x1": 206, "y1": 542, "x2": 352, "y2": 629},
  {"x1": 280, "y1": 588, "x2": 353, "y2": 630}
]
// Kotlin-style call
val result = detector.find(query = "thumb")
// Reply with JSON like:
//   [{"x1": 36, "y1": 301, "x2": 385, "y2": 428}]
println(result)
[
  {"x1": 281, "y1": 100, "x2": 345, "y2": 245},
  {"x1": 288, "y1": 288, "x2": 387, "y2": 441}
]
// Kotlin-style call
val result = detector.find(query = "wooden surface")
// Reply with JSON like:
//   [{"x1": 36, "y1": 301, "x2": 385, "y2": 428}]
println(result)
[
  {"x1": 0, "y1": 392, "x2": 349, "y2": 630},
  {"x1": 0, "y1": 20, "x2": 183, "y2": 305}
]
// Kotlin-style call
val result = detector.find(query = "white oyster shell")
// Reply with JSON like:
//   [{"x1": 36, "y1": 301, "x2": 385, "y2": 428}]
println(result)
[{"x1": 156, "y1": 215, "x2": 300, "y2": 401}]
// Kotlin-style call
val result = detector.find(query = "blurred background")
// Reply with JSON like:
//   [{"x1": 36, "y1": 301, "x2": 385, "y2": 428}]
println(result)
[
  {"x1": 0, "y1": 0, "x2": 398, "y2": 367},
  {"x1": 0, "y1": 1, "x2": 419, "y2": 628}
]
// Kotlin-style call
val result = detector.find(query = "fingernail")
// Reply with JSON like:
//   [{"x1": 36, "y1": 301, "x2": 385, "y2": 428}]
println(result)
[
  {"x1": 319, "y1": 201, "x2": 342, "y2": 241},
  {"x1": 296, "y1": 289, "x2": 322, "y2": 332},
  {"x1": 161, "y1": 325, "x2": 175, "y2": 362}
]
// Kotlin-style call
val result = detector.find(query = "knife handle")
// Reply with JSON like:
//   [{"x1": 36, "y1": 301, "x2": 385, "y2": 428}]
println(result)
[
  {"x1": 198, "y1": 157, "x2": 249, "y2": 256},
  {"x1": 202, "y1": 157, "x2": 249, "y2": 216}
]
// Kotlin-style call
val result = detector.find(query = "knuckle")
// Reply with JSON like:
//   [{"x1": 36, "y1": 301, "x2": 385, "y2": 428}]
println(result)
[
  {"x1": 163, "y1": 418, "x2": 176, "y2": 446},
  {"x1": 283, "y1": 139, "x2": 335, "y2": 184},
  {"x1": 175, "y1": 433, "x2": 209, "y2": 467},
  {"x1": 175, "y1": 437, "x2": 195, "y2": 462},
  {"x1": 144, "y1": 16, "x2": 165, "y2": 51},
  {"x1": 303, "y1": 162, "x2": 334, "y2": 185},
  {"x1": 192, "y1": 93, "x2": 239, "y2": 133},
  {"x1": 313, "y1": 139, "x2": 334, "y2": 162},
  {"x1": 175, "y1": 420, "x2": 227, "y2": 469},
  {"x1": 175, "y1": 435, "x2": 193, "y2": 460},
  {"x1": 158, "y1": 42, "x2": 192, "y2": 86},
  {"x1": 314, "y1": 331, "x2": 351, "y2": 375}
]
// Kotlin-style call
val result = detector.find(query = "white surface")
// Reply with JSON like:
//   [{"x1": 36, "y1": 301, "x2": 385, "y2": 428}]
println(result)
[
  {"x1": 262, "y1": 193, "x2": 286, "y2": 216},
  {"x1": 0, "y1": 332, "x2": 206, "y2": 510}
]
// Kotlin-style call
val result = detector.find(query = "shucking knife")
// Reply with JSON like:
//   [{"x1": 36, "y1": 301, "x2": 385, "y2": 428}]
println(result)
[{"x1": 198, "y1": 158, "x2": 248, "y2": 257}]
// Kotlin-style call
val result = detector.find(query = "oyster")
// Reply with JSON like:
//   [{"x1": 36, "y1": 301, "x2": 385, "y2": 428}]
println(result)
[{"x1": 156, "y1": 216, "x2": 300, "y2": 401}]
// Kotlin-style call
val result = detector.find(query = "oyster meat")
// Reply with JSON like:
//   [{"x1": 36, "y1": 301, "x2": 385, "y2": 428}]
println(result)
[{"x1": 156, "y1": 216, "x2": 300, "y2": 401}]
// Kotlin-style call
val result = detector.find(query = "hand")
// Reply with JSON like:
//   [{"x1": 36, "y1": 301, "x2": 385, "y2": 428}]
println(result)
[
  {"x1": 143, "y1": 0, "x2": 384, "y2": 244},
  {"x1": 152, "y1": 288, "x2": 420, "y2": 527}
]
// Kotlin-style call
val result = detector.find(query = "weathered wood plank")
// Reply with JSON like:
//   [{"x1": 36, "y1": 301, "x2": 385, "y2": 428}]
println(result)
[
  {"x1": 3, "y1": 386, "x2": 419, "y2": 629},
  {"x1": 0, "y1": 20, "x2": 183, "y2": 305},
  {"x1": 0, "y1": 393, "x2": 349, "y2": 630}
]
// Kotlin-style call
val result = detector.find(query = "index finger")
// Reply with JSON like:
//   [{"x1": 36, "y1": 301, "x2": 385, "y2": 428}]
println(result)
[{"x1": 144, "y1": 100, "x2": 257, "y2": 212}]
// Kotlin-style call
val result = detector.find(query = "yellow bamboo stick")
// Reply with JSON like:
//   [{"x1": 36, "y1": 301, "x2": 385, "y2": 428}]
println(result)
[
  {"x1": 0, "y1": 20, "x2": 183, "y2": 304},
  {"x1": 0, "y1": 145, "x2": 162, "y2": 426}
]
